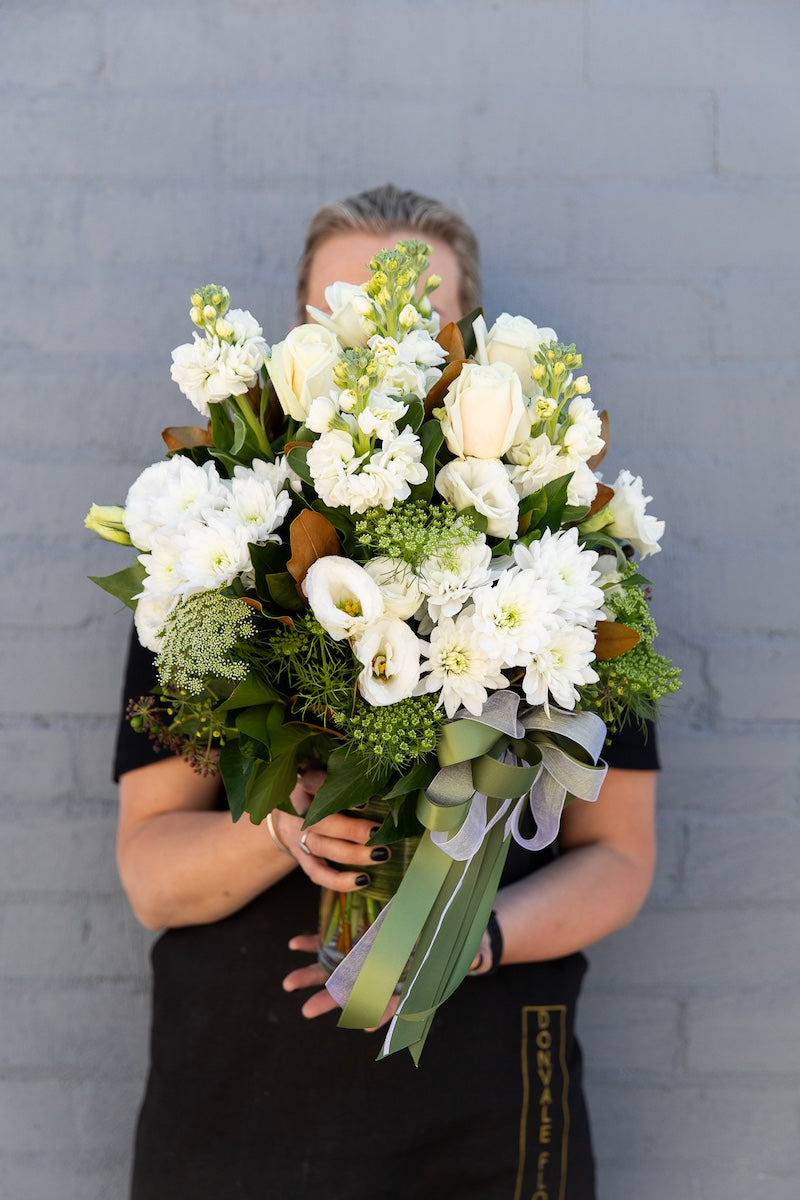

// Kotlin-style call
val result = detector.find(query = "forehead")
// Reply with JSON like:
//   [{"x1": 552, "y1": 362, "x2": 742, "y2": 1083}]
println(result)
[{"x1": 304, "y1": 228, "x2": 463, "y2": 324}]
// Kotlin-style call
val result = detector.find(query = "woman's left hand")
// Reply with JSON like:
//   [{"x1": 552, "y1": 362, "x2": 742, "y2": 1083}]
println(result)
[{"x1": 282, "y1": 933, "x2": 400, "y2": 1028}]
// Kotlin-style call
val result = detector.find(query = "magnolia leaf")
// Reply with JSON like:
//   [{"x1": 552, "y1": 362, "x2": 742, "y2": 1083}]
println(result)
[
  {"x1": 286, "y1": 444, "x2": 313, "y2": 485},
  {"x1": 585, "y1": 482, "x2": 615, "y2": 519},
  {"x1": 284, "y1": 439, "x2": 313, "y2": 454},
  {"x1": 594, "y1": 620, "x2": 640, "y2": 661},
  {"x1": 161, "y1": 423, "x2": 213, "y2": 452},
  {"x1": 587, "y1": 410, "x2": 609, "y2": 471},
  {"x1": 456, "y1": 307, "x2": 484, "y2": 359},
  {"x1": 286, "y1": 509, "x2": 339, "y2": 586},
  {"x1": 240, "y1": 596, "x2": 264, "y2": 613},
  {"x1": 424, "y1": 358, "x2": 464, "y2": 416},
  {"x1": 436, "y1": 321, "x2": 466, "y2": 362}
]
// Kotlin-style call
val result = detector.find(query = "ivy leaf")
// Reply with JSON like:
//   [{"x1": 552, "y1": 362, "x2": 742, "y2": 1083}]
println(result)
[{"x1": 303, "y1": 746, "x2": 376, "y2": 825}]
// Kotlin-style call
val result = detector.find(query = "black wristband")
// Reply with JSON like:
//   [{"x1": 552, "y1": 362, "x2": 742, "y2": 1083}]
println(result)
[{"x1": 485, "y1": 910, "x2": 504, "y2": 975}]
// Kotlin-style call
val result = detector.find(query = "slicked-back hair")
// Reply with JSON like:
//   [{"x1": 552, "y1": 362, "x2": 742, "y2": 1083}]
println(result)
[{"x1": 296, "y1": 183, "x2": 480, "y2": 324}]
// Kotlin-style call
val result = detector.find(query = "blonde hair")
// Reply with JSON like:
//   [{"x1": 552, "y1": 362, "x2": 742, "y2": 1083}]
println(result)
[{"x1": 296, "y1": 183, "x2": 481, "y2": 324}]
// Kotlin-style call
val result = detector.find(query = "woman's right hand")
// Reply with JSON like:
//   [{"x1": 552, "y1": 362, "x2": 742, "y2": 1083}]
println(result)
[{"x1": 272, "y1": 770, "x2": 388, "y2": 893}]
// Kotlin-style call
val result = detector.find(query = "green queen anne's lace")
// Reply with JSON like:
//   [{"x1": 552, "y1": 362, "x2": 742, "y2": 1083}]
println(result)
[
  {"x1": 356, "y1": 499, "x2": 479, "y2": 574},
  {"x1": 156, "y1": 590, "x2": 257, "y2": 694}
]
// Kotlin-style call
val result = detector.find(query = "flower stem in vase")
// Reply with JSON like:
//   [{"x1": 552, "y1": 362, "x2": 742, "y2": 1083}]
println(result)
[{"x1": 317, "y1": 798, "x2": 420, "y2": 976}]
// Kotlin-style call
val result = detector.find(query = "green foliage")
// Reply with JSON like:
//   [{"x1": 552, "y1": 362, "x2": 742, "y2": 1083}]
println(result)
[{"x1": 355, "y1": 499, "x2": 478, "y2": 573}]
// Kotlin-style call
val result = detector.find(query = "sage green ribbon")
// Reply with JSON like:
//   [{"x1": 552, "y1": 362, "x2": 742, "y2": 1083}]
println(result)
[{"x1": 326, "y1": 692, "x2": 609, "y2": 1058}]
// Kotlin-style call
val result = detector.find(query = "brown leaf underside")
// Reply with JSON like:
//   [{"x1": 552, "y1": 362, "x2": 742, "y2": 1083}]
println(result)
[
  {"x1": 593, "y1": 620, "x2": 640, "y2": 661},
  {"x1": 286, "y1": 510, "x2": 340, "y2": 586},
  {"x1": 587, "y1": 410, "x2": 609, "y2": 471},
  {"x1": 161, "y1": 423, "x2": 214, "y2": 451}
]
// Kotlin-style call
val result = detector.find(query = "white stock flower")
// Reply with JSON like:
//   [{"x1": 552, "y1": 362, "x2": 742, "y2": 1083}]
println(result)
[
  {"x1": 418, "y1": 537, "x2": 493, "y2": 622},
  {"x1": 507, "y1": 434, "x2": 567, "y2": 499},
  {"x1": 303, "y1": 556, "x2": 384, "y2": 640},
  {"x1": 356, "y1": 391, "x2": 408, "y2": 441},
  {"x1": 124, "y1": 458, "x2": 227, "y2": 552},
  {"x1": 563, "y1": 457, "x2": 599, "y2": 508},
  {"x1": 605, "y1": 470, "x2": 664, "y2": 558},
  {"x1": 562, "y1": 396, "x2": 604, "y2": 461},
  {"x1": 268, "y1": 324, "x2": 340, "y2": 422},
  {"x1": 513, "y1": 528, "x2": 603, "y2": 628},
  {"x1": 352, "y1": 617, "x2": 422, "y2": 706},
  {"x1": 417, "y1": 612, "x2": 508, "y2": 718},
  {"x1": 435, "y1": 457, "x2": 520, "y2": 539},
  {"x1": 438, "y1": 361, "x2": 528, "y2": 459},
  {"x1": 306, "y1": 282, "x2": 374, "y2": 348},
  {"x1": 468, "y1": 569, "x2": 560, "y2": 665},
  {"x1": 207, "y1": 338, "x2": 266, "y2": 399},
  {"x1": 485, "y1": 313, "x2": 557, "y2": 397},
  {"x1": 170, "y1": 334, "x2": 225, "y2": 417},
  {"x1": 224, "y1": 308, "x2": 266, "y2": 344},
  {"x1": 363, "y1": 557, "x2": 424, "y2": 620},
  {"x1": 522, "y1": 624, "x2": 599, "y2": 713},
  {"x1": 306, "y1": 393, "x2": 341, "y2": 434}
]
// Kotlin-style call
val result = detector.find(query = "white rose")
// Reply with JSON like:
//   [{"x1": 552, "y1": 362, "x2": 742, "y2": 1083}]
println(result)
[
  {"x1": 605, "y1": 470, "x2": 664, "y2": 559},
  {"x1": 268, "y1": 324, "x2": 340, "y2": 422},
  {"x1": 306, "y1": 282, "x2": 373, "y2": 348},
  {"x1": 485, "y1": 313, "x2": 557, "y2": 397},
  {"x1": 435, "y1": 457, "x2": 520, "y2": 539},
  {"x1": 438, "y1": 361, "x2": 529, "y2": 459},
  {"x1": 363, "y1": 557, "x2": 424, "y2": 620},
  {"x1": 352, "y1": 617, "x2": 422, "y2": 706},
  {"x1": 302, "y1": 556, "x2": 384, "y2": 640}
]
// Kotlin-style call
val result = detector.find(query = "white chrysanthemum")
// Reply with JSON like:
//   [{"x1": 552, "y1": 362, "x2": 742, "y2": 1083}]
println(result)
[
  {"x1": 136, "y1": 538, "x2": 189, "y2": 605},
  {"x1": 506, "y1": 434, "x2": 567, "y2": 498},
  {"x1": 418, "y1": 537, "x2": 493, "y2": 623},
  {"x1": 522, "y1": 624, "x2": 599, "y2": 713},
  {"x1": 172, "y1": 515, "x2": 252, "y2": 597},
  {"x1": 170, "y1": 334, "x2": 225, "y2": 417},
  {"x1": 220, "y1": 473, "x2": 292, "y2": 543},
  {"x1": 363, "y1": 557, "x2": 424, "y2": 620},
  {"x1": 435, "y1": 457, "x2": 520, "y2": 539},
  {"x1": 234, "y1": 455, "x2": 292, "y2": 494},
  {"x1": 513, "y1": 528, "x2": 603, "y2": 628},
  {"x1": 605, "y1": 469, "x2": 664, "y2": 559},
  {"x1": 134, "y1": 592, "x2": 177, "y2": 654},
  {"x1": 124, "y1": 458, "x2": 227, "y2": 552},
  {"x1": 352, "y1": 617, "x2": 422, "y2": 706},
  {"x1": 468, "y1": 569, "x2": 560, "y2": 665},
  {"x1": 303, "y1": 556, "x2": 385, "y2": 640},
  {"x1": 417, "y1": 612, "x2": 508, "y2": 718}
]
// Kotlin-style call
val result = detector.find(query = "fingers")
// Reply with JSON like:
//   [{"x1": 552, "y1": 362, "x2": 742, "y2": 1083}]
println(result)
[
  {"x1": 282, "y1": 962, "x2": 329, "y2": 993},
  {"x1": 287, "y1": 933, "x2": 320, "y2": 954}
]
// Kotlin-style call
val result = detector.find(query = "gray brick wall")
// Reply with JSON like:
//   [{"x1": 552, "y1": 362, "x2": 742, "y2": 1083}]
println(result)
[{"x1": 1, "y1": 1, "x2": 797, "y2": 1196}]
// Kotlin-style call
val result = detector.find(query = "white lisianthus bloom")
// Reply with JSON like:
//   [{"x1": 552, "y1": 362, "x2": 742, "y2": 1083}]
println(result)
[
  {"x1": 513, "y1": 528, "x2": 603, "y2": 628},
  {"x1": 134, "y1": 593, "x2": 176, "y2": 654},
  {"x1": 124, "y1": 458, "x2": 227, "y2": 552},
  {"x1": 352, "y1": 617, "x2": 422, "y2": 706},
  {"x1": 435, "y1": 457, "x2": 520, "y2": 539},
  {"x1": 363, "y1": 557, "x2": 424, "y2": 620},
  {"x1": 268, "y1": 324, "x2": 340, "y2": 422},
  {"x1": 220, "y1": 472, "x2": 292, "y2": 543},
  {"x1": 418, "y1": 537, "x2": 493, "y2": 622},
  {"x1": 438, "y1": 361, "x2": 528, "y2": 459},
  {"x1": 562, "y1": 395, "x2": 604, "y2": 461},
  {"x1": 173, "y1": 514, "x2": 252, "y2": 597},
  {"x1": 417, "y1": 612, "x2": 508, "y2": 718},
  {"x1": 605, "y1": 470, "x2": 664, "y2": 558},
  {"x1": 303, "y1": 556, "x2": 385, "y2": 641},
  {"x1": 485, "y1": 313, "x2": 557, "y2": 398},
  {"x1": 170, "y1": 334, "x2": 225, "y2": 417},
  {"x1": 468, "y1": 570, "x2": 560, "y2": 665},
  {"x1": 522, "y1": 624, "x2": 599, "y2": 713},
  {"x1": 506, "y1": 434, "x2": 568, "y2": 499},
  {"x1": 306, "y1": 282, "x2": 374, "y2": 348}
]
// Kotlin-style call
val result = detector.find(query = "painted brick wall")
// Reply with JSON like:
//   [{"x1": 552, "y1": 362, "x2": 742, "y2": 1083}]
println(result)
[{"x1": 1, "y1": 2, "x2": 797, "y2": 1196}]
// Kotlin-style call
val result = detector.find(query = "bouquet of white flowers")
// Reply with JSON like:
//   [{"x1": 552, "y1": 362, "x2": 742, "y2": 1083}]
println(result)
[{"x1": 87, "y1": 243, "x2": 679, "y2": 1060}]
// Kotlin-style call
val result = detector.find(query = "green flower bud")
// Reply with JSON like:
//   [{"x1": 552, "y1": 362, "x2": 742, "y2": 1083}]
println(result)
[{"x1": 84, "y1": 504, "x2": 132, "y2": 545}]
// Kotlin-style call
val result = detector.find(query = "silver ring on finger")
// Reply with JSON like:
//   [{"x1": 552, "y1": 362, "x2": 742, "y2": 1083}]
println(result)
[{"x1": 299, "y1": 830, "x2": 313, "y2": 857}]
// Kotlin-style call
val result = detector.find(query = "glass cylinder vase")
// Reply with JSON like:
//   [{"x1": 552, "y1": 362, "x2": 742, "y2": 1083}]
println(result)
[{"x1": 317, "y1": 798, "x2": 420, "y2": 975}]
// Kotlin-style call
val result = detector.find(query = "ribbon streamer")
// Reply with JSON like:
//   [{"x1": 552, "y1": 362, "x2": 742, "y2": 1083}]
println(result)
[{"x1": 326, "y1": 694, "x2": 608, "y2": 1058}]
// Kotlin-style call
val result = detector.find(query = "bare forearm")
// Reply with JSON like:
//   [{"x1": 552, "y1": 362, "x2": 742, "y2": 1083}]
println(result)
[{"x1": 119, "y1": 808, "x2": 296, "y2": 930}]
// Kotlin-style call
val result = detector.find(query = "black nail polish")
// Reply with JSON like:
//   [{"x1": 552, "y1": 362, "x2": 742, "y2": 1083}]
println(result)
[
  {"x1": 370, "y1": 846, "x2": 390, "y2": 862},
  {"x1": 355, "y1": 874, "x2": 370, "y2": 887},
  {"x1": 369, "y1": 825, "x2": 381, "y2": 837}
]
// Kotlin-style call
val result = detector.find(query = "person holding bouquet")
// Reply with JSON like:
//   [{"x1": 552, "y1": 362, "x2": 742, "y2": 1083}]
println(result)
[{"x1": 113, "y1": 184, "x2": 659, "y2": 1199}]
